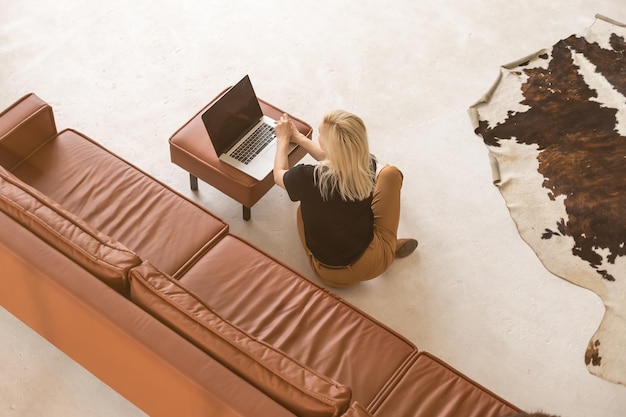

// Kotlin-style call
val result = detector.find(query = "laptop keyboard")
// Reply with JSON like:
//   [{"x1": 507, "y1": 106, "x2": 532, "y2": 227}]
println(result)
[{"x1": 230, "y1": 123, "x2": 276, "y2": 165}]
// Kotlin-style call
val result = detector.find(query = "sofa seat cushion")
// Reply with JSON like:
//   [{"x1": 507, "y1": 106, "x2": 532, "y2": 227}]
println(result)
[
  {"x1": 177, "y1": 235, "x2": 418, "y2": 407},
  {"x1": 0, "y1": 165, "x2": 141, "y2": 293},
  {"x1": 129, "y1": 262, "x2": 351, "y2": 417},
  {"x1": 371, "y1": 352, "x2": 520, "y2": 417},
  {"x1": 10, "y1": 129, "x2": 228, "y2": 277}
]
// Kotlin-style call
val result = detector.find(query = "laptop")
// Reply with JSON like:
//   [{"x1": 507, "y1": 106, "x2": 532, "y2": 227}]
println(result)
[{"x1": 202, "y1": 75, "x2": 292, "y2": 181}]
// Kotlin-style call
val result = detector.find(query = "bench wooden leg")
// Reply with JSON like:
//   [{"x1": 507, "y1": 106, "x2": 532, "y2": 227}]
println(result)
[
  {"x1": 188, "y1": 173, "x2": 250, "y2": 220},
  {"x1": 190, "y1": 174, "x2": 198, "y2": 191}
]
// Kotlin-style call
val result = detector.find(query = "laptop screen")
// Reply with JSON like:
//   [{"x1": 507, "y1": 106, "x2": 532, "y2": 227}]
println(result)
[{"x1": 201, "y1": 75, "x2": 264, "y2": 155}]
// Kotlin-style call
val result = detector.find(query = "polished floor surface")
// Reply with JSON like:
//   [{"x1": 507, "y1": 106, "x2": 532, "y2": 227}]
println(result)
[{"x1": 1, "y1": 1, "x2": 625, "y2": 416}]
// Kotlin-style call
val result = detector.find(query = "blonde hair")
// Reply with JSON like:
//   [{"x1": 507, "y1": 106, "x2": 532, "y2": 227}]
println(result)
[{"x1": 315, "y1": 110, "x2": 375, "y2": 201}]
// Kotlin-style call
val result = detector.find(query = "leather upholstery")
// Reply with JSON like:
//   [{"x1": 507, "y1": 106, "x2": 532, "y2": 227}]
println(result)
[
  {"x1": 0, "y1": 93, "x2": 522, "y2": 417},
  {"x1": 0, "y1": 164, "x2": 140, "y2": 293},
  {"x1": 10, "y1": 129, "x2": 228, "y2": 278},
  {"x1": 372, "y1": 353, "x2": 519, "y2": 417},
  {"x1": 178, "y1": 234, "x2": 418, "y2": 408},
  {"x1": 0, "y1": 93, "x2": 56, "y2": 170},
  {"x1": 342, "y1": 402, "x2": 373, "y2": 417},
  {"x1": 130, "y1": 261, "x2": 352, "y2": 417},
  {"x1": 0, "y1": 211, "x2": 295, "y2": 417}
]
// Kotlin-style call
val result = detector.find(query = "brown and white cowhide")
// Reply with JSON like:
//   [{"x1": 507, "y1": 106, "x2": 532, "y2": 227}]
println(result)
[{"x1": 469, "y1": 15, "x2": 626, "y2": 386}]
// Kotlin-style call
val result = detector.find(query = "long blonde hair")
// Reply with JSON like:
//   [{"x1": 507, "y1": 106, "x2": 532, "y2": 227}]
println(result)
[{"x1": 315, "y1": 110, "x2": 375, "y2": 201}]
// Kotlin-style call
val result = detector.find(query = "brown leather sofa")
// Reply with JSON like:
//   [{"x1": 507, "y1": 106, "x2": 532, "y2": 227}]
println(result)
[{"x1": 0, "y1": 93, "x2": 522, "y2": 417}]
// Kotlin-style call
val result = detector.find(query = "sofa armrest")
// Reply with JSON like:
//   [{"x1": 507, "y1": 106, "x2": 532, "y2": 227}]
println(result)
[{"x1": 0, "y1": 93, "x2": 57, "y2": 170}]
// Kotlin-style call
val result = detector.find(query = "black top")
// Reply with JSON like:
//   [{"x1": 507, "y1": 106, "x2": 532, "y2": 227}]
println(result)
[{"x1": 283, "y1": 163, "x2": 375, "y2": 266}]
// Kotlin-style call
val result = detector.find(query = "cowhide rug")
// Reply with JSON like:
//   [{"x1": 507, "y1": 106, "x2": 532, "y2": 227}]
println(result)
[{"x1": 469, "y1": 14, "x2": 626, "y2": 386}]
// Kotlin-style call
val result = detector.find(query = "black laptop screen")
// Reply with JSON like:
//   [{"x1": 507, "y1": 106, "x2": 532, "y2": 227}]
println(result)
[{"x1": 201, "y1": 75, "x2": 264, "y2": 155}]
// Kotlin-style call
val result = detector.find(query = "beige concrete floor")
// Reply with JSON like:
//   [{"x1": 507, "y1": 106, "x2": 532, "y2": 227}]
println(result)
[{"x1": 1, "y1": 1, "x2": 625, "y2": 416}]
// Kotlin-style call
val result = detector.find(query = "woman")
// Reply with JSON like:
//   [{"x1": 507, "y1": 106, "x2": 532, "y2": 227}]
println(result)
[{"x1": 273, "y1": 110, "x2": 417, "y2": 287}]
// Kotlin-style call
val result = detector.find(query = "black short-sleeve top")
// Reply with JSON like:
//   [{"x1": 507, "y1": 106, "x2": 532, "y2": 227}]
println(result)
[{"x1": 283, "y1": 164, "x2": 374, "y2": 266}]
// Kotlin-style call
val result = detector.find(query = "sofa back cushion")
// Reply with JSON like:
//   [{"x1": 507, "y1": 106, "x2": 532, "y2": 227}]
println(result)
[
  {"x1": 129, "y1": 262, "x2": 352, "y2": 417},
  {"x1": 0, "y1": 165, "x2": 141, "y2": 294}
]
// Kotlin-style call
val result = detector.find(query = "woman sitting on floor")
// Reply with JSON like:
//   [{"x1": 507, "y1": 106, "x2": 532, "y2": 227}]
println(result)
[{"x1": 273, "y1": 110, "x2": 417, "y2": 287}]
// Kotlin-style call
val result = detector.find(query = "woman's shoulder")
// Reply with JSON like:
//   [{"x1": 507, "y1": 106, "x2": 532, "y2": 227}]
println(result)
[
  {"x1": 284, "y1": 164, "x2": 319, "y2": 201},
  {"x1": 288, "y1": 163, "x2": 317, "y2": 176},
  {"x1": 294, "y1": 163, "x2": 317, "y2": 170},
  {"x1": 284, "y1": 163, "x2": 316, "y2": 187}
]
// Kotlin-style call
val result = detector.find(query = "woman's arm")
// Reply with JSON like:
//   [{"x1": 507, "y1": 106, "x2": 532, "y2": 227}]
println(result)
[
  {"x1": 273, "y1": 114, "x2": 293, "y2": 189},
  {"x1": 291, "y1": 131, "x2": 326, "y2": 161},
  {"x1": 274, "y1": 114, "x2": 327, "y2": 188}
]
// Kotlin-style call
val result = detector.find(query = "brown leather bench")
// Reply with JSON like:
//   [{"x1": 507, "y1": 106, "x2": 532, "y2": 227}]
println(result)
[{"x1": 169, "y1": 88, "x2": 312, "y2": 220}]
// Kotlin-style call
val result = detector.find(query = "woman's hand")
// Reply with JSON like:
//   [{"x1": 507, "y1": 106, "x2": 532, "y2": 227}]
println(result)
[{"x1": 275, "y1": 113, "x2": 299, "y2": 144}]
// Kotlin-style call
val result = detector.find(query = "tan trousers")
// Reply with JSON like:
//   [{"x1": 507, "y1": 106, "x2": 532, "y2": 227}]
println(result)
[{"x1": 296, "y1": 165, "x2": 403, "y2": 287}]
